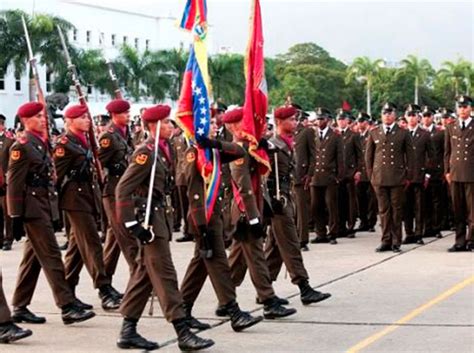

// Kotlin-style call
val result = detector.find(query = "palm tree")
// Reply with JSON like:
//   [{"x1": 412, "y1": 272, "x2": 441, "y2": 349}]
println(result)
[
  {"x1": 209, "y1": 54, "x2": 244, "y2": 104},
  {"x1": 160, "y1": 48, "x2": 189, "y2": 101},
  {"x1": 399, "y1": 55, "x2": 433, "y2": 104},
  {"x1": 0, "y1": 10, "x2": 74, "y2": 100},
  {"x1": 346, "y1": 56, "x2": 384, "y2": 115},
  {"x1": 438, "y1": 58, "x2": 471, "y2": 98}
]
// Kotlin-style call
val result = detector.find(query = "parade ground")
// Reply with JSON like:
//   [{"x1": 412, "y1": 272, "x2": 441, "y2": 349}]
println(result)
[{"x1": 1, "y1": 229, "x2": 473, "y2": 353}]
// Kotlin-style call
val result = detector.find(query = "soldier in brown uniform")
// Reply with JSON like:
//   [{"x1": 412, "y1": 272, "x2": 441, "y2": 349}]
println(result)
[
  {"x1": 293, "y1": 106, "x2": 315, "y2": 251},
  {"x1": 421, "y1": 106, "x2": 445, "y2": 238},
  {"x1": 218, "y1": 107, "x2": 293, "y2": 315},
  {"x1": 180, "y1": 116, "x2": 266, "y2": 328},
  {"x1": 403, "y1": 104, "x2": 433, "y2": 245},
  {"x1": 0, "y1": 115, "x2": 14, "y2": 250},
  {"x1": 336, "y1": 110, "x2": 363, "y2": 238},
  {"x1": 444, "y1": 95, "x2": 474, "y2": 252},
  {"x1": 0, "y1": 271, "x2": 32, "y2": 343},
  {"x1": 116, "y1": 105, "x2": 214, "y2": 351},
  {"x1": 265, "y1": 106, "x2": 332, "y2": 305},
  {"x1": 355, "y1": 113, "x2": 378, "y2": 232},
  {"x1": 310, "y1": 108, "x2": 344, "y2": 244},
  {"x1": 365, "y1": 102, "x2": 414, "y2": 252},
  {"x1": 7, "y1": 102, "x2": 95, "y2": 325},
  {"x1": 99, "y1": 99, "x2": 137, "y2": 276},
  {"x1": 54, "y1": 104, "x2": 121, "y2": 310}
]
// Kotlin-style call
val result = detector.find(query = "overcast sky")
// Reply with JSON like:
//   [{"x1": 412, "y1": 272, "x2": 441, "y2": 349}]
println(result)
[{"x1": 52, "y1": 1, "x2": 474, "y2": 67}]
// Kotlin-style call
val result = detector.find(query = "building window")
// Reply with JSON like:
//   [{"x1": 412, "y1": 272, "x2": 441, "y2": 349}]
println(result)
[
  {"x1": 15, "y1": 72, "x2": 21, "y2": 91},
  {"x1": 46, "y1": 68, "x2": 53, "y2": 93},
  {"x1": 99, "y1": 32, "x2": 104, "y2": 45},
  {"x1": 123, "y1": 36, "x2": 128, "y2": 45},
  {"x1": 0, "y1": 71, "x2": 5, "y2": 91},
  {"x1": 86, "y1": 30, "x2": 91, "y2": 43},
  {"x1": 134, "y1": 38, "x2": 139, "y2": 50},
  {"x1": 73, "y1": 29, "x2": 77, "y2": 41},
  {"x1": 111, "y1": 34, "x2": 116, "y2": 46},
  {"x1": 145, "y1": 39, "x2": 150, "y2": 50}
]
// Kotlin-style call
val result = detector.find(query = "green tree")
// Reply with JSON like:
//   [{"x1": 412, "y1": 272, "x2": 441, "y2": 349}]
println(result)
[
  {"x1": 398, "y1": 55, "x2": 434, "y2": 104},
  {"x1": 209, "y1": 53, "x2": 244, "y2": 104},
  {"x1": 437, "y1": 58, "x2": 471, "y2": 98},
  {"x1": 346, "y1": 56, "x2": 384, "y2": 115},
  {"x1": 160, "y1": 48, "x2": 188, "y2": 101}
]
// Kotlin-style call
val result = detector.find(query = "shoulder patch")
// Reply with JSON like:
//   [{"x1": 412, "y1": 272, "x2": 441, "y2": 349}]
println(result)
[
  {"x1": 234, "y1": 158, "x2": 245, "y2": 166},
  {"x1": 135, "y1": 153, "x2": 148, "y2": 165},
  {"x1": 55, "y1": 147, "x2": 65, "y2": 158},
  {"x1": 100, "y1": 138, "x2": 111, "y2": 148},
  {"x1": 11, "y1": 150, "x2": 21, "y2": 161},
  {"x1": 186, "y1": 151, "x2": 196, "y2": 163}
]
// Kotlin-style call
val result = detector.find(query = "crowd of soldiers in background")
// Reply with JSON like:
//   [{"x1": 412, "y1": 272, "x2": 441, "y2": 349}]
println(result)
[{"x1": 0, "y1": 94, "x2": 472, "y2": 350}]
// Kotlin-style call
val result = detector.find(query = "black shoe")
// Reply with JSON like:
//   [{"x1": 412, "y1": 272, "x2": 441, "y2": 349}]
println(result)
[
  {"x1": 108, "y1": 285, "x2": 123, "y2": 300},
  {"x1": 355, "y1": 225, "x2": 369, "y2": 232},
  {"x1": 61, "y1": 304, "x2": 95, "y2": 325},
  {"x1": 416, "y1": 239, "x2": 425, "y2": 245},
  {"x1": 435, "y1": 232, "x2": 443, "y2": 239},
  {"x1": 402, "y1": 236, "x2": 417, "y2": 244},
  {"x1": 173, "y1": 319, "x2": 214, "y2": 351},
  {"x1": 329, "y1": 239, "x2": 338, "y2": 245},
  {"x1": 299, "y1": 281, "x2": 331, "y2": 305},
  {"x1": 375, "y1": 244, "x2": 392, "y2": 252},
  {"x1": 256, "y1": 296, "x2": 289, "y2": 306},
  {"x1": 310, "y1": 237, "x2": 329, "y2": 244},
  {"x1": 73, "y1": 297, "x2": 93, "y2": 310},
  {"x1": 263, "y1": 302, "x2": 297, "y2": 320},
  {"x1": 12, "y1": 307, "x2": 46, "y2": 324},
  {"x1": 215, "y1": 305, "x2": 228, "y2": 317},
  {"x1": 368, "y1": 227, "x2": 376, "y2": 232},
  {"x1": 347, "y1": 232, "x2": 356, "y2": 239},
  {"x1": 99, "y1": 285, "x2": 121, "y2": 311},
  {"x1": 392, "y1": 245, "x2": 402, "y2": 253},
  {"x1": 2, "y1": 242, "x2": 12, "y2": 251},
  {"x1": 0, "y1": 322, "x2": 32, "y2": 343},
  {"x1": 176, "y1": 234, "x2": 194, "y2": 243},
  {"x1": 224, "y1": 301, "x2": 263, "y2": 332},
  {"x1": 117, "y1": 318, "x2": 159, "y2": 350},
  {"x1": 447, "y1": 245, "x2": 468, "y2": 252},
  {"x1": 183, "y1": 302, "x2": 211, "y2": 330},
  {"x1": 300, "y1": 244, "x2": 309, "y2": 252}
]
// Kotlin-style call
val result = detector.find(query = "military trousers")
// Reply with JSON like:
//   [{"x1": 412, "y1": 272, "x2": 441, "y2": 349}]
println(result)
[
  {"x1": 356, "y1": 181, "x2": 378, "y2": 228},
  {"x1": 294, "y1": 185, "x2": 311, "y2": 246},
  {"x1": 403, "y1": 183, "x2": 425, "y2": 237},
  {"x1": 0, "y1": 196, "x2": 12, "y2": 246},
  {"x1": 120, "y1": 235, "x2": 185, "y2": 322},
  {"x1": 450, "y1": 182, "x2": 474, "y2": 247},
  {"x1": 227, "y1": 234, "x2": 275, "y2": 303},
  {"x1": 64, "y1": 210, "x2": 111, "y2": 290},
  {"x1": 266, "y1": 196, "x2": 309, "y2": 285},
  {"x1": 12, "y1": 218, "x2": 74, "y2": 308},
  {"x1": 180, "y1": 225, "x2": 236, "y2": 306},
  {"x1": 0, "y1": 272, "x2": 11, "y2": 324},
  {"x1": 103, "y1": 196, "x2": 139, "y2": 276},
  {"x1": 373, "y1": 185, "x2": 404, "y2": 247},
  {"x1": 423, "y1": 180, "x2": 444, "y2": 236},
  {"x1": 311, "y1": 184, "x2": 339, "y2": 239}
]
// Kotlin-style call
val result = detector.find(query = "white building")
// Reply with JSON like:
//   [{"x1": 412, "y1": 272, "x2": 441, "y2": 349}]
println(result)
[{"x1": 0, "y1": 0, "x2": 212, "y2": 126}]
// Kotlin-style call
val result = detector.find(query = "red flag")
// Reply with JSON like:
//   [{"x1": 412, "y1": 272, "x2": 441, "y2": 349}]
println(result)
[
  {"x1": 342, "y1": 100, "x2": 352, "y2": 112},
  {"x1": 241, "y1": 0, "x2": 270, "y2": 175}
]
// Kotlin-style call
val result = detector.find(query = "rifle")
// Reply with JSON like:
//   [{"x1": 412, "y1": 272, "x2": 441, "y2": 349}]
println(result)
[
  {"x1": 56, "y1": 25, "x2": 104, "y2": 186},
  {"x1": 107, "y1": 60, "x2": 123, "y2": 99},
  {"x1": 21, "y1": 16, "x2": 50, "y2": 143}
]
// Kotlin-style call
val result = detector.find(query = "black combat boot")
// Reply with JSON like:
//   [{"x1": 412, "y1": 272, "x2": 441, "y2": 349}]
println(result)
[
  {"x1": 173, "y1": 318, "x2": 214, "y2": 351},
  {"x1": 0, "y1": 321, "x2": 32, "y2": 343},
  {"x1": 61, "y1": 303, "x2": 95, "y2": 325},
  {"x1": 116, "y1": 318, "x2": 159, "y2": 350},
  {"x1": 225, "y1": 300, "x2": 263, "y2": 332},
  {"x1": 12, "y1": 307, "x2": 46, "y2": 324},
  {"x1": 298, "y1": 280, "x2": 331, "y2": 305},
  {"x1": 262, "y1": 297, "x2": 297, "y2": 319},
  {"x1": 99, "y1": 284, "x2": 121, "y2": 310},
  {"x1": 183, "y1": 303, "x2": 211, "y2": 330}
]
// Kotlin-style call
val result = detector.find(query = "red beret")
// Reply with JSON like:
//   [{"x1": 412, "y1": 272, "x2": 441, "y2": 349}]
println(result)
[
  {"x1": 142, "y1": 104, "x2": 171, "y2": 122},
  {"x1": 106, "y1": 99, "x2": 130, "y2": 114},
  {"x1": 17, "y1": 102, "x2": 44, "y2": 118},
  {"x1": 221, "y1": 108, "x2": 243, "y2": 124},
  {"x1": 64, "y1": 104, "x2": 88, "y2": 119},
  {"x1": 274, "y1": 106, "x2": 298, "y2": 120}
]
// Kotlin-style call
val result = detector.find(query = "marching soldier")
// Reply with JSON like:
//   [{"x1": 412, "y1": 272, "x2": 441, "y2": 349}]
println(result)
[
  {"x1": 0, "y1": 115, "x2": 14, "y2": 251},
  {"x1": 403, "y1": 104, "x2": 432, "y2": 245},
  {"x1": 180, "y1": 115, "x2": 264, "y2": 330},
  {"x1": 355, "y1": 113, "x2": 378, "y2": 232},
  {"x1": 439, "y1": 108, "x2": 455, "y2": 230},
  {"x1": 7, "y1": 102, "x2": 95, "y2": 325},
  {"x1": 54, "y1": 104, "x2": 121, "y2": 310},
  {"x1": 365, "y1": 102, "x2": 414, "y2": 252},
  {"x1": 0, "y1": 271, "x2": 32, "y2": 343},
  {"x1": 310, "y1": 108, "x2": 344, "y2": 244},
  {"x1": 99, "y1": 99, "x2": 137, "y2": 276},
  {"x1": 218, "y1": 107, "x2": 296, "y2": 318},
  {"x1": 293, "y1": 105, "x2": 315, "y2": 251},
  {"x1": 266, "y1": 106, "x2": 332, "y2": 305},
  {"x1": 116, "y1": 105, "x2": 214, "y2": 351},
  {"x1": 336, "y1": 110, "x2": 363, "y2": 238},
  {"x1": 421, "y1": 106, "x2": 445, "y2": 238},
  {"x1": 444, "y1": 95, "x2": 473, "y2": 252}
]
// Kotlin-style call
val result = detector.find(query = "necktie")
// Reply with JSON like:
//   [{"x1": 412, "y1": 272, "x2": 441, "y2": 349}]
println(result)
[
  {"x1": 386, "y1": 127, "x2": 391, "y2": 135},
  {"x1": 320, "y1": 131, "x2": 324, "y2": 140},
  {"x1": 411, "y1": 131, "x2": 415, "y2": 137},
  {"x1": 461, "y1": 121, "x2": 466, "y2": 130}
]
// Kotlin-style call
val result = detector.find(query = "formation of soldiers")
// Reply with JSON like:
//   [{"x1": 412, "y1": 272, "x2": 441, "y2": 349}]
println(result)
[{"x1": 0, "y1": 94, "x2": 472, "y2": 350}]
